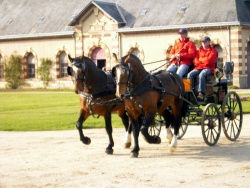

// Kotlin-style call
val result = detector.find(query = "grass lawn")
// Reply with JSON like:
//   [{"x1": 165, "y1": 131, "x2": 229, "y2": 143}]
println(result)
[
  {"x1": 0, "y1": 91, "x2": 249, "y2": 131},
  {"x1": 0, "y1": 92, "x2": 124, "y2": 131}
]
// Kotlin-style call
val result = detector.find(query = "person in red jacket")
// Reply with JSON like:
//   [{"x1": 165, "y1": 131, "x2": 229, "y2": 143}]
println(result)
[
  {"x1": 167, "y1": 28, "x2": 197, "y2": 78},
  {"x1": 187, "y1": 36, "x2": 218, "y2": 100}
]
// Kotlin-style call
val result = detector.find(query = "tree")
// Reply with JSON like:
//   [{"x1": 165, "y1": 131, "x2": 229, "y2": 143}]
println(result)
[
  {"x1": 37, "y1": 58, "x2": 52, "y2": 88},
  {"x1": 4, "y1": 52, "x2": 25, "y2": 89}
]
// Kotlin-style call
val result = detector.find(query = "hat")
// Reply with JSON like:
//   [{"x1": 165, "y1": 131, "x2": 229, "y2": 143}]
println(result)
[
  {"x1": 177, "y1": 28, "x2": 187, "y2": 34},
  {"x1": 201, "y1": 36, "x2": 211, "y2": 42}
]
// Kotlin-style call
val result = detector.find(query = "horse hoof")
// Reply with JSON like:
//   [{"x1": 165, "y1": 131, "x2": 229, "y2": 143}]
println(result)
[
  {"x1": 130, "y1": 152, "x2": 139, "y2": 158},
  {"x1": 105, "y1": 148, "x2": 114, "y2": 155},
  {"x1": 167, "y1": 135, "x2": 173, "y2": 144},
  {"x1": 156, "y1": 136, "x2": 161, "y2": 144},
  {"x1": 169, "y1": 146, "x2": 177, "y2": 153},
  {"x1": 124, "y1": 142, "x2": 131, "y2": 149},
  {"x1": 82, "y1": 137, "x2": 91, "y2": 145}
]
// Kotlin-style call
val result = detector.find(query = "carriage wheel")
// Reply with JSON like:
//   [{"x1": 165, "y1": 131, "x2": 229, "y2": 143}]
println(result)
[
  {"x1": 149, "y1": 115, "x2": 162, "y2": 137},
  {"x1": 178, "y1": 115, "x2": 189, "y2": 139},
  {"x1": 221, "y1": 91, "x2": 243, "y2": 141},
  {"x1": 201, "y1": 103, "x2": 221, "y2": 146},
  {"x1": 150, "y1": 115, "x2": 188, "y2": 139}
]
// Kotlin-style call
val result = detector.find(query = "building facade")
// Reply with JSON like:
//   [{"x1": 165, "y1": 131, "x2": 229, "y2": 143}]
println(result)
[{"x1": 0, "y1": 0, "x2": 250, "y2": 88}]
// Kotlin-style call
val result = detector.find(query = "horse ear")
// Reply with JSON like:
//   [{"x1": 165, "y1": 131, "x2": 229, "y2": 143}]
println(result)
[
  {"x1": 68, "y1": 54, "x2": 73, "y2": 63},
  {"x1": 79, "y1": 52, "x2": 85, "y2": 60},
  {"x1": 113, "y1": 53, "x2": 119, "y2": 63},
  {"x1": 124, "y1": 55, "x2": 130, "y2": 65}
]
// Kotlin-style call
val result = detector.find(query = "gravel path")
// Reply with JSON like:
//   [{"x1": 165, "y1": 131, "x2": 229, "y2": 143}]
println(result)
[{"x1": 1, "y1": 115, "x2": 250, "y2": 188}]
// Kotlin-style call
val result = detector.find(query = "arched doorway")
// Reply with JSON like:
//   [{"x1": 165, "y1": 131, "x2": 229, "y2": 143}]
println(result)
[
  {"x1": 214, "y1": 45, "x2": 223, "y2": 69},
  {"x1": 91, "y1": 47, "x2": 106, "y2": 70},
  {"x1": 247, "y1": 42, "x2": 250, "y2": 88}
]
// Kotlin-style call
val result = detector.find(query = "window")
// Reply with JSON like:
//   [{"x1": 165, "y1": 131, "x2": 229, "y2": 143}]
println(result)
[
  {"x1": 27, "y1": 53, "x2": 35, "y2": 78},
  {"x1": 60, "y1": 52, "x2": 68, "y2": 78},
  {"x1": 0, "y1": 54, "x2": 3, "y2": 78}
]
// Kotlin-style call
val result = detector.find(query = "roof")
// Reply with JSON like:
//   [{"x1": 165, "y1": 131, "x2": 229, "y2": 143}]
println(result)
[
  {"x1": 116, "y1": 0, "x2": 250, "y2": 32},
  {"x1": 0, "y1": 0, "x2": 89, "y2": 39},
  {"x1": 0, "y1": 0, "x2": 250, "y2": 39},
  {"x1": 69, "y1": 0, "x2": 126, "y2": 26}
]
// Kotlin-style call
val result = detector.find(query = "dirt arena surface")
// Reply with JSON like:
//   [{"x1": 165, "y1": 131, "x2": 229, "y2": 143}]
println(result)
[{"x1": 1, "y1": 114, "x2": 250, "y2": 188}]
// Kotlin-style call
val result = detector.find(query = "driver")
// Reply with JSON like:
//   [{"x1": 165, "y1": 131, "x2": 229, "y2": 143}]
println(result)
[{"x1": 166, "y1": 28, "x2": 197, "y2": 78}]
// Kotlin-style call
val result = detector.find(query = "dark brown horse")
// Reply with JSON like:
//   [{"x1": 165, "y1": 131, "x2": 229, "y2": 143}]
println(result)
[
  {"x1": 67, "y1": 54, "x2": 132, "y2": 154},
  {"x1": 112, "y1": 54, "x2": 187, "y2": 157}
]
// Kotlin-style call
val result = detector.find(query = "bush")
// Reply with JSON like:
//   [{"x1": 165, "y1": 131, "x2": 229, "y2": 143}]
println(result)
[
  {"x1": 37, "y1": 58, "x2": 52, "y2": 88},
  {"x1": 4, "y1": 52, "x2": 25, "y2": 89}
]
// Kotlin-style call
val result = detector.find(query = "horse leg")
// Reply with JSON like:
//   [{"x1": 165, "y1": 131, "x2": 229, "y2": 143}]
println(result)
[
  {"x1": 118, "y1": 110, "x2": 131, "y2": 148},
  {"x1": 162, "y1": 109, "x2": 173, "y2": 144},
  {"x1": 169, "y1": 108, "x2": 182, "y2": 152},
  {"x1": 140, "y1": 112, "x2": 161, "y2": 144},
  {"x1": 130, "y1": 118, "x2": 140, "y2": 158},
  {"x1": 104, "y1": 112, "x2": 114, "y2": 154},
  {"x1": 76, "y1": 113, "x2": 91, "y2": 145}
]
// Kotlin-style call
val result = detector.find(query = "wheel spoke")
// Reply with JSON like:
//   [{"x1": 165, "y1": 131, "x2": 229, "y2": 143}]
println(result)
[
  {"x1": 201, "y1": 103, "x2": 221, "y2": 146},
  {"x1": 221, "y1": 91, "x2": 242, "y2": 141}
]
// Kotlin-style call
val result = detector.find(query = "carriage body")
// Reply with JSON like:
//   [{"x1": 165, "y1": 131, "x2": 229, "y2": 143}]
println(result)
[{"x1": 152, "y1": 61, "x2": 243, "y2": 146}]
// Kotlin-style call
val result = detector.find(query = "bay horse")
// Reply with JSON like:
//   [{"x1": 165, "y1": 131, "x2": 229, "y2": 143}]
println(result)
[
  {"x1": 67, "y1": 54, "x2": 132, "y2": 154},
  {"x1": 112, "y1": 54, "x2": 187, "y2": 157}
]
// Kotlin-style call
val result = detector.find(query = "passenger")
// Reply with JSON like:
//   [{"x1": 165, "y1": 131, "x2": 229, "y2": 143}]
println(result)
[
  {"x1": 187, "y1": 36, "x2": 218, "y2": 101},
  {"x1": 166, "y1": 28, "x2": 197, "y2": 78}
]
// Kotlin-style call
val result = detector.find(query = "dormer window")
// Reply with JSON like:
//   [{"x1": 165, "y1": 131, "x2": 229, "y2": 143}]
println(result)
[
  {"x1": 38, "y1": 17, "x2": 44, "y2": 22},
  {"x1": 179, "y1": 7, "x2": 187, "y2": 13},
  {"x1": 6, "y1": 19, "x2": 13, "y2": 25},
  {"x1": 140, "y1": 8, "x2": 149, "y2": 16}
]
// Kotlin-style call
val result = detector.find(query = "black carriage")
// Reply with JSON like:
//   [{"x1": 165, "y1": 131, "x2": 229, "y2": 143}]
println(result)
[{"x1": 150, "y1": 61, "x2": 243, "y2": 146}]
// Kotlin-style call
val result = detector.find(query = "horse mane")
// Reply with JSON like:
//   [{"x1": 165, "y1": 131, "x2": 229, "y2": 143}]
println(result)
[{"x1": 124, "y1": 54, "x2": 148, "y2": 75}]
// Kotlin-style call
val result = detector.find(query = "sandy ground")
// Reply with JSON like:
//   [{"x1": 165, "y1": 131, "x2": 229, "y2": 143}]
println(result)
[{"x1": 1, "y1": 114, "x2": 250, "y2": 188}]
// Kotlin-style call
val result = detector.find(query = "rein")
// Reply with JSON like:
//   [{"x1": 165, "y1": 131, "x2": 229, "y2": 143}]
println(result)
[{"x1": 116, "y1": 61, "x2": 189, "y2": 111}]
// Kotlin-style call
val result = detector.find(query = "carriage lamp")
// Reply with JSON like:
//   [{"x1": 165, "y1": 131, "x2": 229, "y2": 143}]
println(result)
[{"x1": 223, "y1": 61, "x2": 234, "y2": 80}]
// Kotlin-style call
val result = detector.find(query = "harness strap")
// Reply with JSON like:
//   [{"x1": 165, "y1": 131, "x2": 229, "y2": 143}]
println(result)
[
  {"x1": 151, "y1": 75, "x2": 164, "y2": 109},
  {"x1": 92, "y1": 89, "x2": 116, "y2": 98},
  {"x1": 80, "y1": 89, "x2": 116, "y2": 115}
]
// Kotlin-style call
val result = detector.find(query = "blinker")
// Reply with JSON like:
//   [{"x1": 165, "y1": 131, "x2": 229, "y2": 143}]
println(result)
[{"x1": 67, "y1": 66, "x2": 72, "y2": 76}]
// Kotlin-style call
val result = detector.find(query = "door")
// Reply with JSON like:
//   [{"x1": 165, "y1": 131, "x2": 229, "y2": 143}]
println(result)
[{"x1": 91, "y1": 47, "x2": 106, "y2": 70}]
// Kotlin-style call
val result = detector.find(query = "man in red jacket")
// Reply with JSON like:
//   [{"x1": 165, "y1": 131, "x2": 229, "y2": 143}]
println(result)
[
  {"x1": 167, "y1": 28, "x2": 197, "y2": 78},
  {"x1": 187, "y1": 36, "x2": 218, "y2": 100}
]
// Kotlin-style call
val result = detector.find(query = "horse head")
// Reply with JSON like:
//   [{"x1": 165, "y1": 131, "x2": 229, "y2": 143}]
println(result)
[
  {"x1": 68, "y1": 54, "x2": 86, "y2": 94},
  {"x1": 112, "y1": 54, "x2": 149, "y2": 98},
  {"x1": 112, "y1": 54, "x2": 135, "y2": 98}
]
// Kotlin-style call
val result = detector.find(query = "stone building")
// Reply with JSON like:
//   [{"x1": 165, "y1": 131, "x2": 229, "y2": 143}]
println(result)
[{"x1": 0, "y1": 0, "x2": 250, "y2": 88}]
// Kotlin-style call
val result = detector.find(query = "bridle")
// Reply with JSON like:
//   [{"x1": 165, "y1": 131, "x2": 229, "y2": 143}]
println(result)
[
  {"x1": 67, "y1": 58, "x2": 87, "y2": 93},
  {"x1": 113, "y1": 62, "x2": 151, "y2": 99},
  {"x1": 114, "y1": 63, "x2": 134, "y2": 86},
  {"x1": 112, "y1": 62, "x2": 134, "y2": 97}
]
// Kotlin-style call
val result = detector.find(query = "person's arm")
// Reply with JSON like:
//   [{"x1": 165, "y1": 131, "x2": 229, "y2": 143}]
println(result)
[{"x1": 179, "y1": 42, "x2": 197, "y2": 60}]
